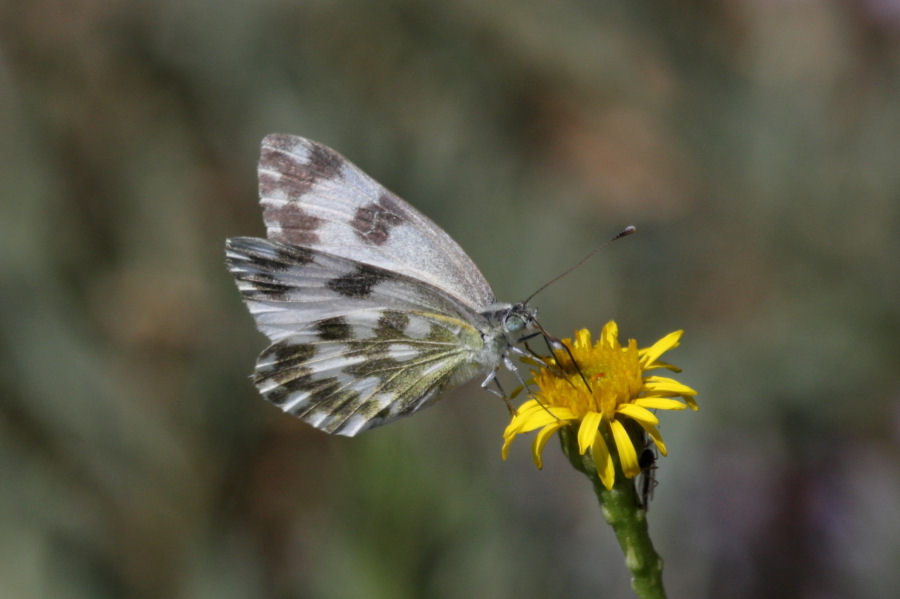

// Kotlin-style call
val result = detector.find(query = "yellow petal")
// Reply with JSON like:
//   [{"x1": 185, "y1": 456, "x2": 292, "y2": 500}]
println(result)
[
  {"x1": 574, "y1": 329, "x2": 592, "y2": 350},
  {"x1": 503, "y1": 402, "x2": 568, "y2": 438},
  {"x1": 532, "y1": 421, "x2": 568, "y2": 469},
  {"x1": 501, "y1": 434, "x2": 514, "y2": 460},
  {"x1": 639, "y1": 330, "x2": 682, "y2": 365},
  {"x1": 577, "y1": 411, "x2": 603, "y2": 454},
  {"x1": 591, "y1": 434, "x2": 615, "y2": 490},
  {"x1": 509, "y1": 398, "x2": 542, "y2": 419},
  {"x1": 632, "y1": 397, "x2": 689, "y2": 411},
  {"x1": 616, "y1": 403, "x2": 660, "y2": 426},
  {"x1": 642, "y1": 360, "x2": 682, "y2": 373},
  {"x1": 642, "y1": 376, "x2": 698, "y2": 397},
  {"x1": 610, "y1": 419, "x2": 640, "y2": 478},
  {"x1": 601, "y1": 321, "x2": 619, "y2": 348}
]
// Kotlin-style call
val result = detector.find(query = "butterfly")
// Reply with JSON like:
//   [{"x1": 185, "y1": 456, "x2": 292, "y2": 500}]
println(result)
[{"x1": 225, "y1": 134, "x2": 539, "y2": 436}]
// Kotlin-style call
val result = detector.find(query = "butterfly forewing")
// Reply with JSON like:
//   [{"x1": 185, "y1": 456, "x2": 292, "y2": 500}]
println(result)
[{"x1": 258, "y1": 134, "x2": 496, "y2": 310}]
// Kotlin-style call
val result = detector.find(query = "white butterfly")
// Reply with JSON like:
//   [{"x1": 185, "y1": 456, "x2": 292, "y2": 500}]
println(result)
[{"x1": 226, "y1": 134, "x2": 537, "y2": 436}]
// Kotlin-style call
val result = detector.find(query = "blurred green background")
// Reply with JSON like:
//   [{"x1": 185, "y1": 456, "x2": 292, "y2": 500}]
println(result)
[{"x1": 2, "y1": 1, "x2": 898, "y2": 598}]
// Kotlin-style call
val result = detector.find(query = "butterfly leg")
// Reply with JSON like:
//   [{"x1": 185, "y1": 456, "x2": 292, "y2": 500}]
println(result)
[
  {"x1": 481, "y1": 368, "x2": 517, "y2": 415},
  {"x1": 502, "y1": 352, "x2": 564, "y2": 424},
  {"x1": 509, "y1": 344, "x2": 550, "y2": 367},
  {"x1": 520, "y1": 342, "x2": 550, "y2": 367}
]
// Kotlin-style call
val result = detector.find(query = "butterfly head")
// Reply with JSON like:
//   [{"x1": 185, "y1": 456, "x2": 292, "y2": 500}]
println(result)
[
  {"x1": 481, "y1": 302, "x2": 538, "y2": 343},
  {"x1": 503, "y1": 302, "x2": 537, "y2": 334}
]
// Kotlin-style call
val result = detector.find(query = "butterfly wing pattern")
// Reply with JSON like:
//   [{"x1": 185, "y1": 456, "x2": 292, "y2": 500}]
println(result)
[{"x1": 226, "y1": 134, "x2": 535, "y2": 436}]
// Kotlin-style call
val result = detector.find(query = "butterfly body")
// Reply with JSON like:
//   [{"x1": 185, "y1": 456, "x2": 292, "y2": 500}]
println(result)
[{"x1": 227, "y1": 134, "x2": 535, "y2": 436}]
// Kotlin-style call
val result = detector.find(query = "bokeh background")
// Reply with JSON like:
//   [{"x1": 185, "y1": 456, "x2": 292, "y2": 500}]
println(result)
[{"x1": 2, "y1": 2, "x2": 899, "y2": 598}]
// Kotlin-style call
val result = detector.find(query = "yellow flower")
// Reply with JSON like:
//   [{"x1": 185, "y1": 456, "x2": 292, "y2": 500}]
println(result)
[{"x1": 502, "y1": 321, "x2": 698, "y2": 490}]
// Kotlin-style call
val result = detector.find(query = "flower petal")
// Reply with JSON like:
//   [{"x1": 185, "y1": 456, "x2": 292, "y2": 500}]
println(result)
[
  {"x1": 639, "y1": 330, "x2": 682, "y2": 366},
  {"x1": 507, "y1": 399, "x2": 542, "y2": 420},
  {"x1": 574, "y1": 329, "x2": 592, "y2": 350},
  {"x1": 632, "y1": 397, "x2": 689, "y2": 411},
  {"x1": 600, "y1": 321, "x2": 619, "y2": 348},
  {"x1": 642, "y1": 360, "x2": 682, "y2": 373},
  {"x1": 503, "y1": 401, "x2": 573, "y2": 438},
  {"x1": 591, "y1": 434, "x2": 615, "y2": 490},
  {"x1": 610, "y1": 419, "x2": 640, "y2": 478},
  {"x1": 532, "y1": 421, "x2": 568, "y2": 469},
  {"x1": 642, "y1": 376, "x2": 698, "y2": 397},
  {"x1": 501, "y1": 435, "x2": 514, "y2": 460},
  {"x1": 577, "y1": 411, "x2": 603, "y2": 454},
  {"x1": 616, "y1": 403, "x2": 660, "y2": 426}
]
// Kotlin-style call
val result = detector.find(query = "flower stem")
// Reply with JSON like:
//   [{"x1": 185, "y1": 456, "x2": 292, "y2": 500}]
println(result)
[{"x1": 559, "y1": 426, "x2": 666, "y2": 599}]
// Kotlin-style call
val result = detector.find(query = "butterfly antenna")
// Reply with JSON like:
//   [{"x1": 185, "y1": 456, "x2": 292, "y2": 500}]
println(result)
[
  {"x1": 524, "y1": 225, "x2": 636, "y2": 304},
  {"x1": 531, "y1": 320, "x2": 592, "y2": 392},
  {"x1": 507, "y1": 323, "x2": 593, "y2": 425}
]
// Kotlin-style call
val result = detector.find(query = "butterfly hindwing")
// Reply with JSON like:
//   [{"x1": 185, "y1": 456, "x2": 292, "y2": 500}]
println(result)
[{"x1": 253, "y1": 310, "x2": 488, "y2": 436}]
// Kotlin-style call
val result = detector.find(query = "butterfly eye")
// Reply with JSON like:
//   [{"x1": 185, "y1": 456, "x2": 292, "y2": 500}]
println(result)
[{"x1": 504, "y1": 313, "x2": 527, "y2": 332}]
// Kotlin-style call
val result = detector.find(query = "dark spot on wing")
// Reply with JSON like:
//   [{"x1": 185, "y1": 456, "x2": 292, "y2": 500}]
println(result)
[
  {"x1": 263, "y1": 203, "x2": 322, "y2": 246},
  {"x1": 326, "y1": 264, "x2": 389, "y2": 297},
  {"x1": 226, "y1": 237, "x2": 315, "y2": 271},
  {"x1": 301, "y1": 378, "x2": 344, "y2": 410},
  {"x1": 260, "y1": 138, "x2": 345, "y2": 197},
  {"x1": 376, "y1": 311, "x2": 410, "y2": 336},
  {"x1": 346, "y1": 310, "x2": 412, "y2": 356},
  {"x1": 426, "y1": 322, "x2": 457, "y2": 343},
  {"x1": 257, "y1": 342, "x2": 317, "y2": 373},
  {"x1": 272, "y1": 242, "x2": 316, "y2": 266},
  {"x1": 239, "y1": 272, "x2": 294, "y2": 300},
  {"x1": 351, "y1": 192, "x2": 406, "y2": 245},
  {"x1": 314, "y1": 389, "x2": 367, "y2": 433},
  {"x1": 259, "y1": 150, "x2": 316, "y2": 195},
  {"x1": 269, "y1": 375, "x2": 349, "y2": 419},
  {"x1": 316, "y1": 317, "x2": 352, "y2": 341},
  {"x1": 306, "y1": 143, "x2": 345, "y2": 180},
  {"x1": 345, "y1": 356, "x2": 403, "y2": 377}
]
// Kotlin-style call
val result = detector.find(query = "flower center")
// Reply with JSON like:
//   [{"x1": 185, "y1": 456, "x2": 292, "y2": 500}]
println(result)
[{"x1": 540, "y1": 335, "x2": 644, "y2": 420}]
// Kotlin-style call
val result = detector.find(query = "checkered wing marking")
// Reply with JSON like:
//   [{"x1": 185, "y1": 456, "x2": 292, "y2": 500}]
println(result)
[
  {"x1": 258, "y1": 134, "x2": 496, "y2": 311},
  {"x1": 253, "y1": 310, "x2": 488, "y2": 436},
  {"x1": 225, "y1": 237, "x2": 482, "y2": 343}
]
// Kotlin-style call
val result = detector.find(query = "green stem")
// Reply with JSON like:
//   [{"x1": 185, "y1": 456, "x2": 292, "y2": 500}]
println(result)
[{"x1": 559, "y1": 426, "x2": 666, "y2": 599}]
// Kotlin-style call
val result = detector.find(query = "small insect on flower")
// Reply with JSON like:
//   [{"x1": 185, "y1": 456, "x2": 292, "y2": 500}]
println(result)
[
  {"x1": 638, "y1": 442, "x2": 658, "y2": 509},
  {"x1": 502, "y1": 322, "x2": 698, "y2": 490},
  {"x1": 226, "y1": 134, "x2": 544, "y2": 436}
]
